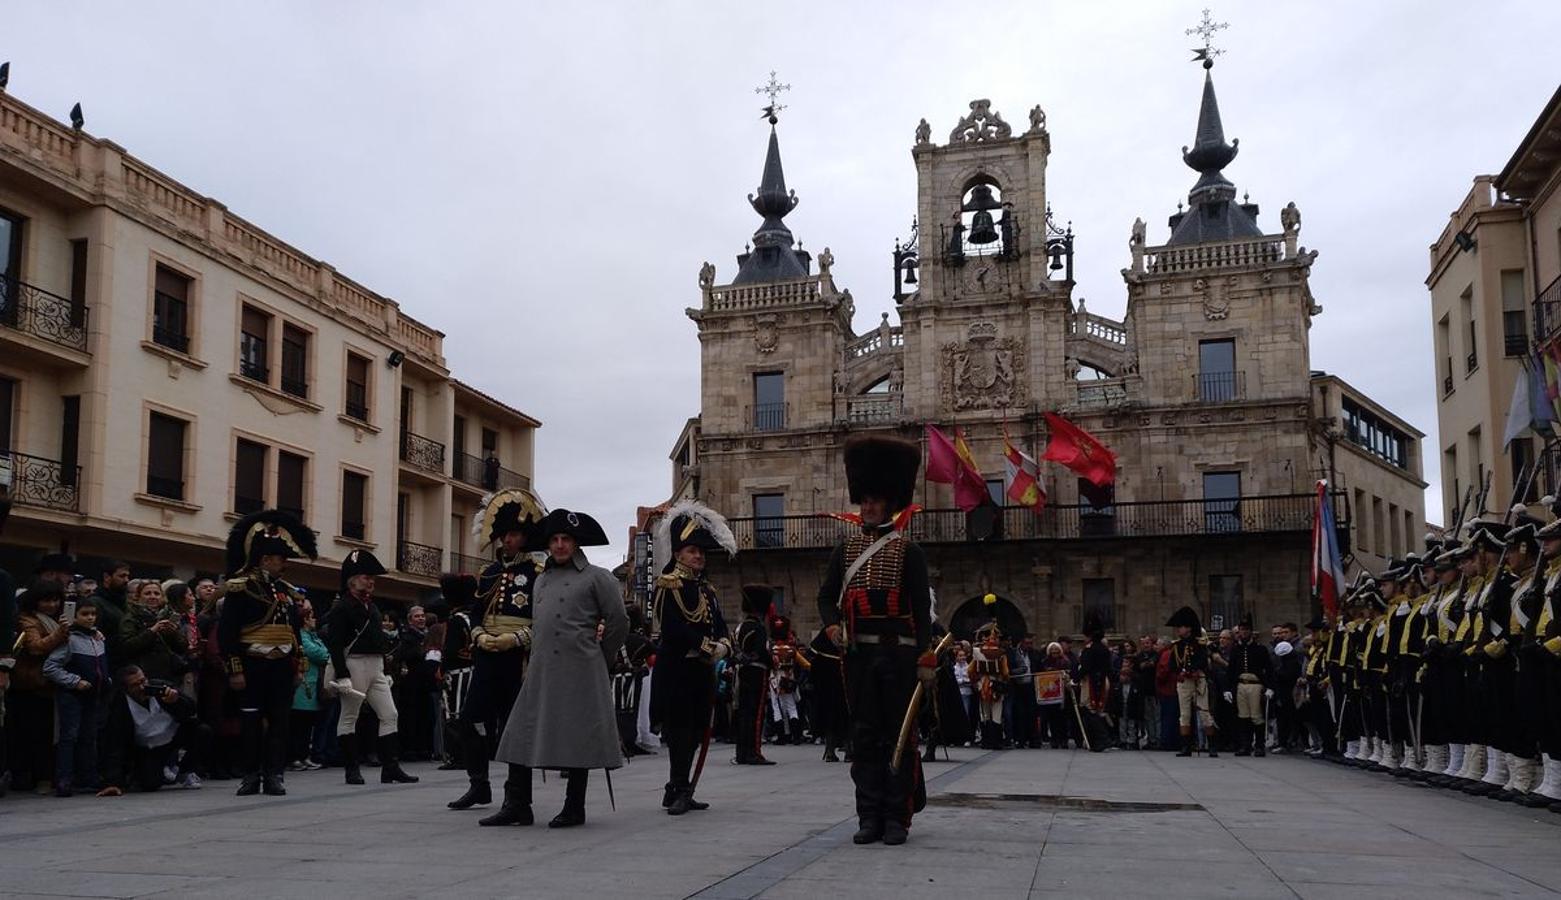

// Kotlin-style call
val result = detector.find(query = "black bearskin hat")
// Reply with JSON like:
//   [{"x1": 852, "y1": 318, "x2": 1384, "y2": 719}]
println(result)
[
  {"x1": 844, "y1": 435, "x2": 919, "y2": 513},
  {"x1": 439, "y1": 573, "x2": 478, "y2": 610},
  {"x1": 741, "y1": 584, "x2": 775, "y2": 617},
  {"x1": 340, "y1": 548, "x2": 387, "y2": 594},
  {"x1": 1081, "y1": 611, "x2": 1106, "y2": 641},
  {"x1": 1165, "y1": 605, "x2": 1201, "y2": 634},
  {"x1": 225, "y1": 509, "x2": 317, "y2": 577}
]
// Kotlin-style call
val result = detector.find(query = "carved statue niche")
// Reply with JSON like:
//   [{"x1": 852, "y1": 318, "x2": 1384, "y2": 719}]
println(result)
[{"x1": 940, "y1": 321, "x2": 1025, "y2": 412}]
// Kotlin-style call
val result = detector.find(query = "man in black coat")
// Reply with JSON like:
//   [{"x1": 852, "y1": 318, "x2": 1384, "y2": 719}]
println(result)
[
  {"x1": 649, "y1": 501, "x2": 735, "y2": 815},
  {"x1": 1224, "y1": 614, "x2": 1272, "y2": 757},
  {"x1": 98, "y1": 665, "x2": 211, "y2": 794},
  {"x1": 733, "y1": 586, "x2": 775, "y2": 766}
]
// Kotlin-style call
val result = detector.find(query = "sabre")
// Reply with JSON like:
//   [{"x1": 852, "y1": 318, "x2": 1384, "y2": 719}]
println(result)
[
  {"x1": 890, "y1": 632, "x2": 954, "y2": 774},
  {"x1": 1070, "y1": 681, "x2": 1092, "y2": 752},
  {"x1": 689, "y1": 676, "x2": 717, "y2": 792}
]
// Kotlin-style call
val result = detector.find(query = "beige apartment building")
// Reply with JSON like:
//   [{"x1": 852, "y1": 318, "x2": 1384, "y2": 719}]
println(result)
[
  {"x1": 641, "y1": 60, "x2": 1425, "y2": 639},
  {"x1": 0, "y1": 89, "x2": 537, "y2": 604},
  {"x1": 1428, "y1": 86, "x2": 1561, "y2": 525}
]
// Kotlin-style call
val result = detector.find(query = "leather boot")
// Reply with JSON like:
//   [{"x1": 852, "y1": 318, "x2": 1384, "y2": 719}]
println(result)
[
  {"x1": 882, "y1": 820, "x2": 908, "y2": 846},
  {"x1": 236, "y1": 773, "x2": 261, "y2": 796},
  {"x1": 261, "y1": 772, "x2": 286, "y2": 796},
  {"x1": 479, "y1": 765, "x2": 534, "y2": 826},
  {"x1": 341, "y1": 733, "x2": 364, "y2": 785},
  {"x1": 1176, "y1": 730, "x2": 1193, "y2": 757},
  {"x1": 1204, "y1": 728, "x2": 1219, "y2": 758},
  {"x1": 822, "y1": 739, "x2": 841, "y2": 763},
  {"x1": 449, "y1": 779, "x2": 491, "y2": 809},
  {"x1": 379, "y1": 734, "x2": 420, "y2": 784},
  {"x1": 236, "y1": 714, "x2": 263, "y2": 795},
  {"x1": 853, "y1": 819, "x2": 884, "y2": 844},
  {"x1": 548, "y1": 769, "x2": 588, "y2": 828},
  {"x1": 922, "y1": 743, "x2": 938, "y2": 763},
  {"x1": 789, "y1": 718, "x2": 804, "y2": 745},
  {"x1": 1234, "y1": 722, "x2": 1251, "y2": 757},
  {"x1": 1252, "y1": 723, "x2": 1266, "y2": 757}
]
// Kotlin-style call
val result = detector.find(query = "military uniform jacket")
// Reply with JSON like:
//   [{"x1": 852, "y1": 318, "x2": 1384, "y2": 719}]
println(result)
[
  {"x1": 650, "y1": 566, "x2": 730, "y2": 730},
  {"x1": 1170, "y1": 637, "x2": 1211, "y2": 681},
  {"x1": 1228, "y1": 639, "x2": 1271, "y2": 684},
  {"x1": 817, "y1": 522, "x2": 932, "y2": 649},
  {"x1": 735, "y1": 616, "x2": 771, "y2": 671},
  {"x1": 442, "y1": 607, "x2": 475, "y2": 673},
  {"x1": 216, "y1": 572, "x2": 303, "y2": 675},
  {"x1": 473, "y1": 556, "x2": 540, "y2": 649},
  {"x1": 1460, "y1": 570, "x2": 1514, "y2": 657},
  {"x1": 1539, "y1": 558, "x2": 1561, "y2": 657},
  {"x1": 321, "y1": 594, "x2": 393, "y2": 675}
]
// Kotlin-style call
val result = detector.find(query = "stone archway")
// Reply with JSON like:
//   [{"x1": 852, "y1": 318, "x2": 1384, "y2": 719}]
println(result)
[{"x1": 949, "y1": 594, "x2": 1029, "y2": 642}]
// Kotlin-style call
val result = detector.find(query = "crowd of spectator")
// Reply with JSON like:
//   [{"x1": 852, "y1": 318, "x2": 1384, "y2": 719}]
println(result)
[{"x1": 1, "y1": 556, "x2": 446, "y2": 799}]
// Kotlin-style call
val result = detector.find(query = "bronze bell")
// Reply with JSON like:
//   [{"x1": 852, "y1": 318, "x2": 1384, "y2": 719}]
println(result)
[
  {"x1": 968, "y1": 210, "x2": 999, "y2": 245},
  {"x1": 963, "y1": 184, "x2": 1002, "y2": 246},
  {"x1": 903, "y1": 256, "x2": 919, "y2": 284}
]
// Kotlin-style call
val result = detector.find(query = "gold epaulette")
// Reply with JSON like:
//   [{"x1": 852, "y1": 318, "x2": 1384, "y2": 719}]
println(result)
[
  {"x1": 656, "y1": 572, "x2": 684, "y2": 590},
  {"x1": 225, "y1": 577, "x2": 249, "y2": 593}
]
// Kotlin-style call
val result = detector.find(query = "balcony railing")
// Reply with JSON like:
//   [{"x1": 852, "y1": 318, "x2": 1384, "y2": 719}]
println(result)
[
  {"x1": 752, "y1": 402, "x2": 787, "y2": 432},
  {"x1": 0, "y1": 451, "x2": 81, "y2": 512},
  {"x1": 0, "y1": 275, "x2": 88, "y2": 352},
  {"x1": 152, "y1": 324, "x2": 190, "y2": 354},
  {"x1": 845, "y1": 395, "x2": 900, "y2": 424},
  {"x1": 1534, "y1": 273, "x2": 1561, "y2": 347},
  {"x1": 452, "y1": 451, "x2": 529, "y2": 491},
  {"x1": 239, "y1": 360, "x2": 269, "y2": 383},
  {"x1": 399, "y1": 430, "x2": 446, "y2": 474},
  {"x1": 397, "y1": 540, "x2": 443, "y2": 578},
  {"x1": 1466, "y1": 351, "x2": 1478, "y2": 373},
  {"x1": 451, "y1": 552, "x2": 489, "y2": 575},
  {"x1": 1193, "y1": 371, "x2": 1246, "y2": 403},
  {"x1": 1074, "y1": 378, "x2": 1130, "y2": 408},
  {"x1": 1442, "y1": 373, "x2": 1454, "y2": 396},
  {"x1": 1505, "y1": 332, "x2": 1529, "y2": 357},
  {"x1": 728, "y1": 493, "x2": 1345, "y2": 551}
]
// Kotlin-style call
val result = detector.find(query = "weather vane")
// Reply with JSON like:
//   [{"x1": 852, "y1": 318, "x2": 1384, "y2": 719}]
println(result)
[
  {"x1": 755, "y1": 70, "x2": 790, "y2": 124},
  {"x1": 1186, "y1": 8, "x2": 1228, "y2": 68}
]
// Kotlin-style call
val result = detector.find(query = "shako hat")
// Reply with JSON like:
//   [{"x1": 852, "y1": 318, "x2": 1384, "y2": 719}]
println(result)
[
  {"x1": 1165, "y1": 605, "x2": 1202, "y2": 634},
  {"x1": 225, "y1": 509, "x2": 317, "y2": 577},
  {"x1": 843, "y1": 435, "x2": 920, "y2": 513},
  {"x1": 530, "y1": 508, "x2": 610, "y2": 549},
  {"x1": 653, "y1": 501, "x2": 737, "y2": 570},
  {"x1": 35, "y1": 551, "x2": 75, "y2": 576},
  {"x1": 1465, "y1": 518, "x2": 1507, "y2": 554},
  {"x1": 340, "y1": 548, "x2": 387, "y2": 594},
  {"x1": 475, "y1": 487, "x2": 548, "y2": 549}
]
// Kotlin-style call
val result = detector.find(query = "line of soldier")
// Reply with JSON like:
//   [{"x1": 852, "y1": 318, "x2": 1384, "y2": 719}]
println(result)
[{"x1": 1303, "y1": 504, "x2": 1561, "y2": 811}]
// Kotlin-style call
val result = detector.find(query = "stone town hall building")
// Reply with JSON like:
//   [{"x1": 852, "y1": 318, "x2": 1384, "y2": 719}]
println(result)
[{"x1": 648, "y1": 60, "x2": 1426, "y2": 640}]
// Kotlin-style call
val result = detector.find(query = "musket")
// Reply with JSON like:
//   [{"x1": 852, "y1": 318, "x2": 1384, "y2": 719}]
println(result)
[{"x1": 889, "y1": 632, "x2": 954, "y2": 774}]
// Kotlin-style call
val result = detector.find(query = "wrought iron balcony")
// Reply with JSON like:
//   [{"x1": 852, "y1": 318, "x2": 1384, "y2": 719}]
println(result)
[
  {"x1": 452, "y1": 451, "x2": 529, "y2": 491},
  {"x1": 729, "y1": 492, "x2": 1345, "y2": 551},
  {"x1": 451, "y1": 551, "x2": 489, "y2": 575},
  {"x1": 1505, "y1": 332, "x2": 1529, "y2": 357},
  {"x1": 0, "y1": 275, "x2": 88, "y2": 352},
  {"x1": 752, "y1": 402, "x2": 787, "y2": 432},
  {"x1": 1442, "y1": 373, "x2": 1454, "y2": 396},
  {"x1": 1534, "y1": 273, "x2": 1561, "y2": 347},
  {"x1": 152, "y1": 324, "x2": 189, "y2": 355},
  {"x1": 399, "y1": 430, "x2": 445, "y2": 474},
  {"x1": 1193, "y1": 371, "x2": 1246, "y2": 403},
  {"x1": 397, "y1": 540, "x2": 443, "y2": 578},
  {"x1": 0, "y1": 451, "x2": 81, "y2": 512},
  {"x1": 1466, "y1": 351, "x2": 1478, "y2": 373}
]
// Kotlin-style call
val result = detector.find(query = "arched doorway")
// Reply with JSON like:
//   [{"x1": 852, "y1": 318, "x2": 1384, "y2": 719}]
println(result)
[{"x1": 949, "y1": 594, "x2": 1028, "y2": 642}]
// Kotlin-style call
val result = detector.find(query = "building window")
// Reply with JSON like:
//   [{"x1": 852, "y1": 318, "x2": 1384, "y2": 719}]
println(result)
[
  {"x1": 1461, "y1": 286, "x2": 1477, "y2": 373},
  {"x1": 1353, "y1": 488, "x2": 1369, "y2": 554},
  {"x1": 239, "y1": 305, "x2": 271, "y2": 382},
  {"x1": 277, "y1": 451, "x2": 307, "y2": 521},
  {"x1": 234, "y1": 438, "x2": 267, "y2": 514},
  {"x1": 1341, "y1": 397, "x2": 1409, "y2": 469},
  {"x1": 146, "y1": 412, "x2": 188, "y2": 500},
  {"x1": 1502, "y1": 269, "x2": 1527, "y2": 356},
  {"x1": 1078, "y1": 477, "x2": 1115, "y2": 537},
  {"x1": 0, "y1": 376, "x2": 14, "y2": 451},
  {"x1": 753, "y1": 372, "x2": 785, "y2": 431},
  {"x1": 68, "y1": 239, "x2": 88, "y2": 327},
  {"x1": 60, "y1": 395, "x2": 80, "y2": 487},
  {"x1": 1512, "y1": 437, "x2": 1538, "y2": 504},
  {"x1": 1436, "y1": 315, "x2": 1453, "y2": 396},
  {"x1": 345, "y1": 352, "x2": 371, "y2": 422},
  {"x1": 1208, "y1": 575, "x2": 1243, "y2": 632},
  {"x1": 280, "y1": 325, "x2": 309, "y2": 399},
  {"x1": 1081, "y1": 578, "x2": 1115, "y2": 632},
  {"x1": 153, "y1": 265, "x2": 192, "y2": 354},
  {"x1": 753, "y1": 492, "x2": 785, "y2": 548},
  {"x1": 1203, "y1": 471, "x2": 1241, "y2": 533},
  {"x1": 0, "y1": 207, "x2": 22, "y2": 283},
  {"x1": 452, "y1": 415, "x2": 467, "y2": 460},
  {"x1": 985, "y1": 477, "x2": 1005, "y2": 507},
  {"x1": 1196, "y1": 339, "x2": 1237, "y2": 401},
  {"x1": 341, "y1": 470, "x2": 368, "y2": 540}
]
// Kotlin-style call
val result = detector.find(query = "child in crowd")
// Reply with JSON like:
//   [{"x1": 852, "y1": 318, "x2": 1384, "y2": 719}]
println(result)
[{"x1": 43, "y1": 597, "x2": 111, "y2": 796}]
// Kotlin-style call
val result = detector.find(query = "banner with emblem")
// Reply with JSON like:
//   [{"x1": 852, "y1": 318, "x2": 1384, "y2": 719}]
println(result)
[{"x1": 1034, "y1": 670, "x2": 1066, "y2": 706}]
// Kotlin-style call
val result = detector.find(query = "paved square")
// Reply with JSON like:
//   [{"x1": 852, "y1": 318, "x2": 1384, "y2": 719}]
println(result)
[{"x1": 1, "y1": 746, "x2": 1557, "y2": 898}]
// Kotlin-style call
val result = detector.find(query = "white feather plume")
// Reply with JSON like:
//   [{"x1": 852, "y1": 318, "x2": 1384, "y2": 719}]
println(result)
[
  {"x1": 653, "y1": 500, "x2": 737, "y2": 568},
  {"x1": 472, "y1": 488, "x2": 548, "y2": 547}
]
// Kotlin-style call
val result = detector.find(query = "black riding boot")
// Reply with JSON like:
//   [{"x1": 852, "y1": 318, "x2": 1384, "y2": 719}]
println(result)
[
  {"x1": 236, "y1": 714, "x2": 263, "y2": 795},
  {"x1": 1234, "y1": 721, "x2": 1251, "y2": 757},
  {"x1": 341, "y1": 733, "x2": 365, "y2": 785},
  {"x1": 479, "y1": 764, "x2": 533, "y2": 826},
  {"x1": 379, "y1": 734, "x2": 420, "y2": 784},
  {"x1": 549, "y1": 768, "x2": 587, "y2": 828}
]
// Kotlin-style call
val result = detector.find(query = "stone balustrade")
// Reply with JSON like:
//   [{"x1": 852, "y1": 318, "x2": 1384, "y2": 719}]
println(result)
[
  {"x1": 1145, "y1": 237, "x2": 1283, "y2": 274},
  {"x1": 706, "y1": 277, "x2": 821, "y2": 312}
]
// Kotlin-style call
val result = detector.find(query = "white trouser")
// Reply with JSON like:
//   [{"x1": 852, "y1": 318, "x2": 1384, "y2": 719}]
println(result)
[
  {"x1": 770, "y1": 690, "x2": 798, "y2": 722},
  {"x1": 337, "y1": 655, "x2": 399, "y2": 737}
]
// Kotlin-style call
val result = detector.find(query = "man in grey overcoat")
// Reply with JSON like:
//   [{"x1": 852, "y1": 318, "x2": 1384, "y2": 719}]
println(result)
[{"x1": 491, "y1": 508, "x2": 628, "y2": 828}]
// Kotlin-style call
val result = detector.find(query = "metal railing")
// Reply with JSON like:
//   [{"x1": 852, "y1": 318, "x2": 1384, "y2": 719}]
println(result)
[
  {"x1": 452, "y1": 451, "x2": 529, "y2": 491},
  {"x1": 1534, "y1": 273, "x2": 1561, "y2": 347},
  {"x1": 152, "y1": 324, "x2": 189, "y2": 354},
  {"x1": 1442, "y1": 373, "x2": 1453, "y2": 396},
  {"x1": 0, "y1": 450, "x2": 81, "y2": 512},
  {"x1": 728, "y1": 492, "x2": 1344, "y2": 550},
  {"x1": 344, "y1": 400, "x2": 370, "y2": 422},
  {"x1": 0, "y1": 274, "x2": 88, "y2": 352},
  {"x1": 399, "y1": 430, "x2": 445, "y2": 474},
  {"x1": 1505, "y1": 332, "x2": 1529, "y2": 357},
  {"x1": 1194, "y1": 371, "x2": 1246, "y2": 403},
  {"x1": 752, "y1": 402, "x2": 787, "y2": 432},
  {"x1": 396, "y1": 540, "x2": 443, "y2": 578},
  {"x1": 280, "y1": 375, "x2": 308, "y2": 399},
  {"x1": 1466, "y1": 351, "x2": 1478, "y2": 373},
  {"x1": 239, "y1": 360, "x2": 269, "y2": 383}
]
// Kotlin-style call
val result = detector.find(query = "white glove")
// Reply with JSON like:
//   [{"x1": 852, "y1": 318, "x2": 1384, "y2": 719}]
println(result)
[
  {"x1": 710, "y1": 640, "x2": 729, "y2": 661},
  {"x1": 1264, "y1": 688, "x2": 1274, "y2": 699},
  {"x1": 493, "y1": 632, "x2": 521, "y2": 652},
  {"x1": 1222, "y1": 691, "x2": 1233, "y2": 703}
]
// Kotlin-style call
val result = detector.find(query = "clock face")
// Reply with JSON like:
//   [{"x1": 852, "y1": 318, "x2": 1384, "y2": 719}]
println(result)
[{"x1": 959, "y1": 261, "x2": 1001, "y2": 297}]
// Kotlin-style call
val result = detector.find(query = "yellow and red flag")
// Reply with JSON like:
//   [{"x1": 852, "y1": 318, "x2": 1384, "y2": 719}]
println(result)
[{"x1": 1002, "y1": 429, "x2": 1046, "y2": 513}]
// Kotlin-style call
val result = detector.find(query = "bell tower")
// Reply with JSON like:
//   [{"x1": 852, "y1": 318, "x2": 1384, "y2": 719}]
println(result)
[{"x1": 896, "y1": 99, "x2": 1076, "y2": 423}]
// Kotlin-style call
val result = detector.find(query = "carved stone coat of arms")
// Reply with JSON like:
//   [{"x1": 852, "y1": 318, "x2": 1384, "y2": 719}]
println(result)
[{"x1": 941, "y1": 322, "x2": 1025, "y2": 411}]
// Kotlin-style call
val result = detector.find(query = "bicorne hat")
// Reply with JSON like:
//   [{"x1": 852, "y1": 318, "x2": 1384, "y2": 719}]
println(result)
[
  {"x1": 340, "y1": 548, "x2": 387, "y2": 594},
  {"x1": 741, "y1": 584, "x2": 775, "y2": 617},
  {"x1": 475, "y1": 488, "x2": 548, "y2": 549},
  {"x1": 843, "y1": 435, "x2": 919, "y2": 513},
  {"x1": 439, "y1": 573, "x2": 478, "y2": 610},
  {"x1": 225, "y1": 509, "x2": 317, "y2": 577},
  {"x1": 1165, "y1": 605, "x2": 1202, "y2": 634},
  {"x1": 530, "y1": 508, "x2": 610, "y2": 550}
]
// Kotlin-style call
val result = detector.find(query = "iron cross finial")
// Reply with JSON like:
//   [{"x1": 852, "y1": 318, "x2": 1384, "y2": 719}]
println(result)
[
  {"x1": 1186, "y1": 8, "x2": 1228, "y2": 67},
  {"x1": 755, "y1": 70, "x2": 791, "y2": 124}
]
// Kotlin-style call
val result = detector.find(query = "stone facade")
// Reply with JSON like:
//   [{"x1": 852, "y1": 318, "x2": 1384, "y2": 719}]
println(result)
[{"x1": 658, "y1": 71, "x2": 1425, "y2": 640}]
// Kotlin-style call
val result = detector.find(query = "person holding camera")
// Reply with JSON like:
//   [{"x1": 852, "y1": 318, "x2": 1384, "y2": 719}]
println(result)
[
  {"x1": 98, "y1": 665, "x2": 211, "y2": 794},
  {"x1": 120, "y1": 580, "x2": 190, "y2": 687}
]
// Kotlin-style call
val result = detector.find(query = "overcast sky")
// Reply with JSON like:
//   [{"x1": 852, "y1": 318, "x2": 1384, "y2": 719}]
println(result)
[{"x1": 8, "y1": 1, "x2": 1559, "y2": 565}]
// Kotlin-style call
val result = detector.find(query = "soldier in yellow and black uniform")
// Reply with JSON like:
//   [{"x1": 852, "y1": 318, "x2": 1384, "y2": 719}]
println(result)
[
  {"x1": 1381, "y1": 554, "x2": 1423, "y2": 775},
  {"x1": 217, "y1": 510, "x2": 316, "y2": 797},
  {"x1": 1398, "y1": 543, "x2": 1452, "y2": 780},
  {"x1": 1335, "y1": 579, "x2": 1375, "y2": 764},
  {"x1": 817, "y1": 436, "x2": 933, "y2": 847},
  {"x1": 1485, "y1": 512, "x2": 1544, "y2": 800},
  {"x1": 1360, "y1": 561, "x2": 1401, "y2": 771},
  {"x1": 649, "y1": 501, "x2": 736, "y2": 816},
  {"x1": 1531, "y1": 508, "x2": 1561, "y2": 810},
  {"x1": 1427, "y1": 537, "x2": 1480, "y2": 784},
  {"x1": 1453, "y1": 519, "x2": 1512, "y2": 791},
  {"x1": 1301, "y1": 617, "x2": 1336, "y2": 758},
  {"x1": 449, "y1": 488, "x2": 546, "y2": 819}
]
